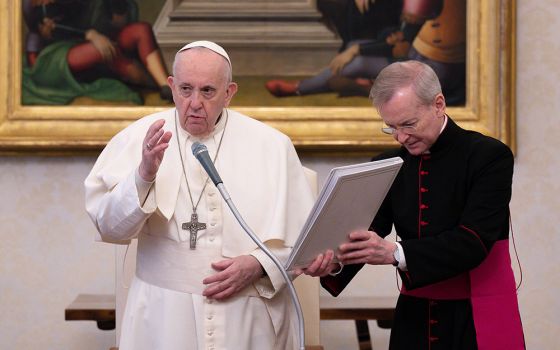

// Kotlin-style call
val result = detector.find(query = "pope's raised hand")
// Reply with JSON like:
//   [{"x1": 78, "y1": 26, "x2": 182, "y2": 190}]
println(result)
[{"x1": 138, "y1": 119, "x2": 172, "y2": 182}]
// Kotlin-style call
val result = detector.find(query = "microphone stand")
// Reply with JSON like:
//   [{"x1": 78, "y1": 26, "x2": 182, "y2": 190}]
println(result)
[
  {"x1": 215, "y1": 182, "x2": 306, "y2": 350},
  {"x1": 191, "y1": 141, "x2": 305, "y2": 349}
]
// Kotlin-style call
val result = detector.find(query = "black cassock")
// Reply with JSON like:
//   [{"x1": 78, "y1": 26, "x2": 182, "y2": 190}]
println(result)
[{"x1": 321, "y1": 117, "x2": 524, "y2": 350}]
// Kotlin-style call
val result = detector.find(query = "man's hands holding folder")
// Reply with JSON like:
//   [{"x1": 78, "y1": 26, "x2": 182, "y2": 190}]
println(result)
[
  {"x1": 302, "y1": 230, "x2": 398, "y2": 277},
  {"x1": 298, "y1": 249, "x2": 339, "y2": 277},
  {"x1": 337, "y1": 230, "x2": 397, "y2": 266}
]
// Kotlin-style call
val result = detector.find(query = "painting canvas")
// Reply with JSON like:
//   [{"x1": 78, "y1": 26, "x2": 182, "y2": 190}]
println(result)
[
  {"x1": 21, "y1": 0, "x2": 171, "y2": 107},
  {"x1": 256, "y1": 0, "x2": 466, "y2": 107},
  {"x1": 0, "y1": 0, "x2": 515, "y2": 155},
  {"x1": 19, "y1": 0, "x2": 465, "y2": 108}
]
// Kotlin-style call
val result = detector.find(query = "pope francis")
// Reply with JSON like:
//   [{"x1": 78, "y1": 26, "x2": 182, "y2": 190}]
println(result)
[{"x1": 85, "y1": 41, "x2": 315, "y2": 350}]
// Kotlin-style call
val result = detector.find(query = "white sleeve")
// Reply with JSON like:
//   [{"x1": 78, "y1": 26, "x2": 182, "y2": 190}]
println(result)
[
  {"x1": 87, "y1": 169, "x2": 156, "y2": 243},
  {"x1": 395, "y1": 241, "x2": 408, "y2": 271},
  {"x1": 250, "y1": 241, "x2": 292, "y2": 299},
  {"x1": 135, "y1": 168, "x2": 156, "y2": 207}
]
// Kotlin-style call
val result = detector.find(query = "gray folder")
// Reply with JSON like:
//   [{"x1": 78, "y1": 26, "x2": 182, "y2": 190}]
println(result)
[{"x1": 286, "y1": 157, "x2": 403, "y2": 270}]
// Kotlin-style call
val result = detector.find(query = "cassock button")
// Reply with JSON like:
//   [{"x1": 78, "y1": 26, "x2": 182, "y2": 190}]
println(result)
[
  {"x1": 420, "y1": 187, "x2": 429, "y2": 193},
  {"x1": 420, "y1": 221, "x2": 428, "y2": 226},
  {"x1": 209, "y1": 237, "x2": 215, "y2": 242},
  {"x1": 429, "y1": 336, "x2": 439, "y2": 342},
  {"x1": 210, "y1": 207, "x2": 216, "y2": 211},
  {"x1": 420, "y1": 171, "x2": 429, "y2": 175},
  {"x1": 207, "y1": 314, "x2": 213, "y2": 320},
  {"x1": 208, "y1": 192, "x2": 215, "y2": 197},
  {"x1": 420, "y1": 204, "x2": 429, "y2": 209},
  {"x1": 207, "y1": 330, "x2": 213, "y2": 336}
]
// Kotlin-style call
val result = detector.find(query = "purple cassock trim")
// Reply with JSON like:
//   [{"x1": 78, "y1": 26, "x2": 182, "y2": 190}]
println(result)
[{"x1": 401, "y1": 240, "x2": 524, "y2": 349}]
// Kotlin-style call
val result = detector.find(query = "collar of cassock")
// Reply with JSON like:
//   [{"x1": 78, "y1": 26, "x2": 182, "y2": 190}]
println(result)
[{"x1": 428, "y1": 116, "x2": 461, "y2": 154}]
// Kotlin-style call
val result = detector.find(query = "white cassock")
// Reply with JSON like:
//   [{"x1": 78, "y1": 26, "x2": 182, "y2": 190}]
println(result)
[{"x1": 85, "y1": 108, "x2": 316, "y2": 350}]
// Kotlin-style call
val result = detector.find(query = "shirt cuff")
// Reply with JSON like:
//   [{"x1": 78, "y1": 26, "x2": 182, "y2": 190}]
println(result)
[
  {"x1": 395, "y1": 242, "x2": 408, "y2": 271},
  {"x1": 250, "y1": 248, "x2": 287, "y2": 299},
  {"x1": 135, "y1": 168, "x2": 156, "y2": 212}
]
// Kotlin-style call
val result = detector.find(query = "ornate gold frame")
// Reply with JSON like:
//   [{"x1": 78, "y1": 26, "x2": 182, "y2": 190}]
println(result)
[{"x1": 0, "y1": 0, "x2": 515, "y2": 155}]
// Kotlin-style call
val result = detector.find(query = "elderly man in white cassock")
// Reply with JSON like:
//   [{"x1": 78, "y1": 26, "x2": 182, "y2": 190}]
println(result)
[{"x1": 85, "y1": 40, "x2": 315, "y2": 350}]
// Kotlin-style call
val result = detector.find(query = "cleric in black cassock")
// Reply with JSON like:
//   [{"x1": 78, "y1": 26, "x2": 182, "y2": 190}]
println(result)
[{"x1": 303, "y1": 61, "x2": 524, "y2": 350}]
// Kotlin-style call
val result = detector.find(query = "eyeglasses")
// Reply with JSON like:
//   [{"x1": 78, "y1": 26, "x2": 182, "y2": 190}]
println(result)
[{"x1": 381, "y1": 120, "x2": 419, "y2": 135}]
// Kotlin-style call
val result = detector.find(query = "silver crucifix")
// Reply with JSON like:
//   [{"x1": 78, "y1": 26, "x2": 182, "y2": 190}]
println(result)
[{"x1": 182, "y1": 213, "x2": 207, "y2": 249}]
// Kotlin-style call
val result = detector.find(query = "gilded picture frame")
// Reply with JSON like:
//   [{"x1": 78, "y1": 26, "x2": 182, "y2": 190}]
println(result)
[{"x1": 0, "y1": 0, "x2": 515, "y2": 155}]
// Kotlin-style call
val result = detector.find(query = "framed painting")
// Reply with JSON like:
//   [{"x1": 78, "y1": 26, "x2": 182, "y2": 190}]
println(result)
[{"x1": 0, "y1": 0, "x2": 515, "y2": 155}]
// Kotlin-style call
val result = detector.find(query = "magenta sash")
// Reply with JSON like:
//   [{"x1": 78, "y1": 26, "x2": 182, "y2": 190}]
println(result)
[{"x1": 401, "y1": 240, "x2": 524, "y2": 349}]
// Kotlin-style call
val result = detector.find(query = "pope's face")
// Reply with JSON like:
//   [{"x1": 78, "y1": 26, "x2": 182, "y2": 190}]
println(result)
[
  {"x1": 379, "y1": 86, "x2": 446, "y2": 155},
  {"x1": 168, "y1": 49, "x2": 237, "y2": 137}
]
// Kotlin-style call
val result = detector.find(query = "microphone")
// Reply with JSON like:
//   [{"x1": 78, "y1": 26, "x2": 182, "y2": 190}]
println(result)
[
  {"x1": 191, "y1": 142, "x2": 223, "y2": 185},
  {"x1": 190, "y1": 141, "x2": 306, "y2": 350}
]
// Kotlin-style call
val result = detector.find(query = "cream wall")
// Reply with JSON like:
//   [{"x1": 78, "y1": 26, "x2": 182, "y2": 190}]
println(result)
[
  {"x1": 0, "y1": 157, "x2": 116, "y2": 349},
  {"x1": 510, "y1": 0, "x2": 560, "y2": 345},
  {"x1": 1, "y1": 0, "x2": 559, "y2": 348}
]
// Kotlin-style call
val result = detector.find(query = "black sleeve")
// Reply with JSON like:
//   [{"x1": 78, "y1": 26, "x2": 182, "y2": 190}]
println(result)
[
  {"x1": 320, "y1": 263, "x2": 365, "y2": 297},
  {"x1": 370, "y1": 184, "x2": 395, "y2": 238},
  {"x1": 369, "y1": 150, "x2": 401, "y2": 237}
]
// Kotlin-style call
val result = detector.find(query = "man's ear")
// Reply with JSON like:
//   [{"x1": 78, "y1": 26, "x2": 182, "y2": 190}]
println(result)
[
  {"x1": 434, "y1": 93, "x2": 446, "y2": 116},
  {"x1": 224, "y1": 82, "x2": 238, "y2": 107}
]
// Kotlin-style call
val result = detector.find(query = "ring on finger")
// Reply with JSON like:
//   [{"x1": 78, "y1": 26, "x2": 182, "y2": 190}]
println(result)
[
  {"x1": 146, "y1": 143, "x2": 153, "y2": 150},
  {"x1": 328, "y1": 262, "x2": 344, "y2": 276}
]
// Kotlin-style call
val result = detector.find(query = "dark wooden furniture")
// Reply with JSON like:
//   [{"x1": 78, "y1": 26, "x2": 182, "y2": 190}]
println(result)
[
  {"x1": 110, "y1": 346, "x2": 324, "y2": 349},
  {"x1": 67, "y1": 294, "x2": 323, "y2": 349},
  {"x1": 109, "y1": 347, "x2": 326, "y2": 350},
  {"x1": 320, "y1": 296, "x2": 397, "y2": 350},
  {"x1": 66, "y1": 293, "x2": 396, "y2": 349},
  {"x1": 65, "y1": 294, "x2": 116, "y2": 330}
]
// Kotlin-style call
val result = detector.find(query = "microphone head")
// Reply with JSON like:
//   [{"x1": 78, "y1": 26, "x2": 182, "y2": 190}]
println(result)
[
  {"x1": 190, "y1": 141, "x2": 223, "y2": 185},
  {"x1": 191, "y1": 141, "x2": 207, "y2": 156}
]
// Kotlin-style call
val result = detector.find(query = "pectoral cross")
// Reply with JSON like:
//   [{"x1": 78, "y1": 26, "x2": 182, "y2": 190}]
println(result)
[{"x1": 182, "y1": 213, "x2": 206, "y2": 249}]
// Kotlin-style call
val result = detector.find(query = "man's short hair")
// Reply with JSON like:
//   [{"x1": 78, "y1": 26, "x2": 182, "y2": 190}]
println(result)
[{"x1": 369, "y1": 61, "x2": 442, "y2": 109}]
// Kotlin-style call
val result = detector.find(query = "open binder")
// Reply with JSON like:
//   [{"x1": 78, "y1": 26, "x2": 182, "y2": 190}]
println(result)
[{"x1": 286, "y1": 157, "x2": 403, "y2": 270}]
